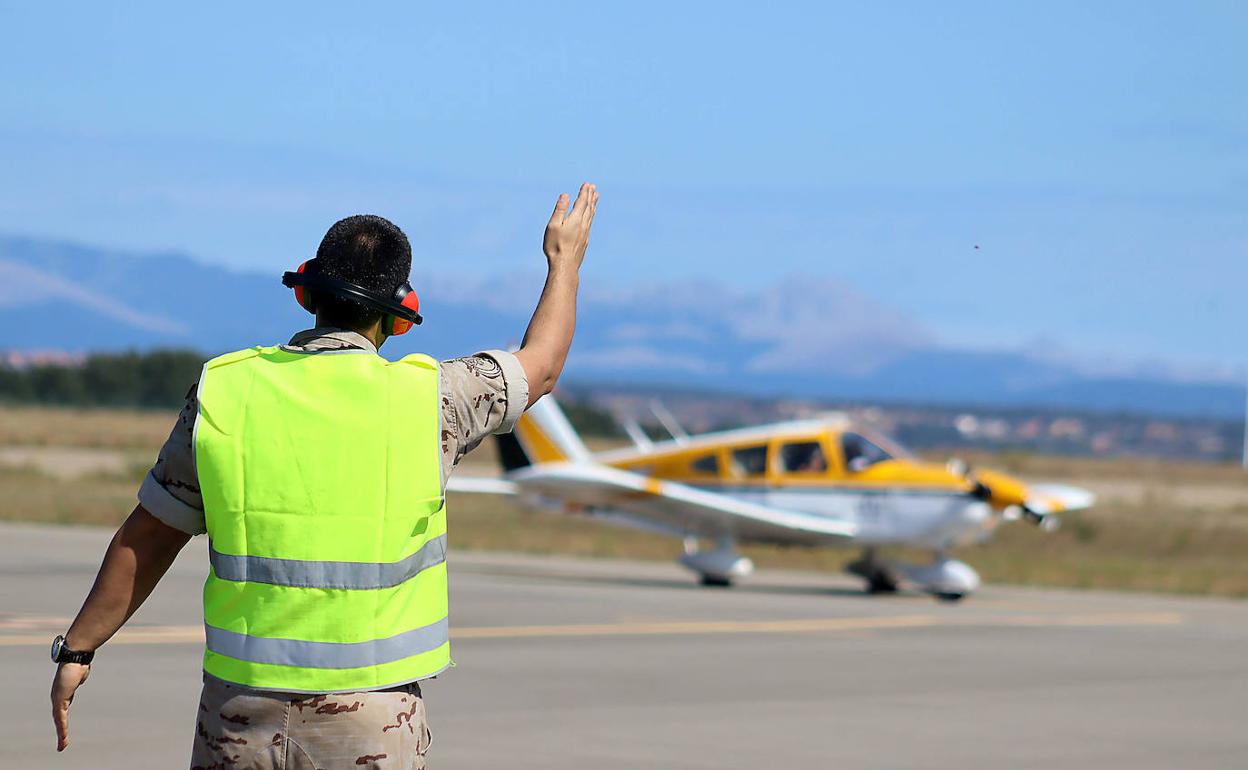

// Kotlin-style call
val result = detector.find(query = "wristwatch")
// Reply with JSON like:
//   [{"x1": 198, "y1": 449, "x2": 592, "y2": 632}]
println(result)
[{"x1": 50, "y1": 634, "x2": 94, "y2": 665}]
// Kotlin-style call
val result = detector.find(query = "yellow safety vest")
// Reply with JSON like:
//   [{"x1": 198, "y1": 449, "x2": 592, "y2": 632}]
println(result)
[{"x1": 194, "y1": 345, "x2": 449, "y2": 693}]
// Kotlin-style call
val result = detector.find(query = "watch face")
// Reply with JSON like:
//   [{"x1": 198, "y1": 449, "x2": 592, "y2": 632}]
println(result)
[{"x1": 51, "y1": 635, "x2": 64, "y2": 662}]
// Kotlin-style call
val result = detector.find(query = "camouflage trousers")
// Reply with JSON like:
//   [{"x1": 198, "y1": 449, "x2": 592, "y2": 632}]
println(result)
[{"x1": 190, "y1": 675, "x2": 432, "y2": 769}]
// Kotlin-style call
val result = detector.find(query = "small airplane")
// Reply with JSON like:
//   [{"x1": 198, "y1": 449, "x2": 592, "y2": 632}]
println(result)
[{"x1": 448, "y1": 396, "x2": 1095, "y2": 601}]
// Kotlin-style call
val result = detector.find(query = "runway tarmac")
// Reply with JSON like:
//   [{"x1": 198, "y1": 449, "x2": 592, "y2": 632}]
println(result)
[{"x1": 2, "y1": 521, "x2": 1245, "y2": 769}]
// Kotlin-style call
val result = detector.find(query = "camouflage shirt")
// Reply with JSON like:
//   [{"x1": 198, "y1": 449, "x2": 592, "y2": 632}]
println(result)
[{"x1": 138, "y1": 327, "x2": 528, "y2": 536}]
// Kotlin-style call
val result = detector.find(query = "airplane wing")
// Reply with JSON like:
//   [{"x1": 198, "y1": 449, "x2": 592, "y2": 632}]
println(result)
[{"x1": 448, "y1": 462, "x2": 857, "y2": 546}]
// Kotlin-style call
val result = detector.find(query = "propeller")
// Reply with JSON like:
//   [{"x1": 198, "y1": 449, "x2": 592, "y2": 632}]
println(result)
[
  {"x1": 968, "y1": 474, "x2": 1092, "y2": 533},
  {"x1": 1021, "y1": 506, "x2": 1062, "y2": 532}
]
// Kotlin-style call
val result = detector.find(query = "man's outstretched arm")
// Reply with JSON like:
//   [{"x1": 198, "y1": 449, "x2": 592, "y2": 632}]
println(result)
[
  {"x1": 514, "y1": 182, "x2": 598, "y2": 406},
  {"x1": 51, "y1": 505, "x2": 191, "y2": 752}
]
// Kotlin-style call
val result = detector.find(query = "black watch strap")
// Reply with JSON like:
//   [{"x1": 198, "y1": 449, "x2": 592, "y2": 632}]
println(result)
[{"x1": 51, "y1": 634, "x2": 94, "y2": 665}]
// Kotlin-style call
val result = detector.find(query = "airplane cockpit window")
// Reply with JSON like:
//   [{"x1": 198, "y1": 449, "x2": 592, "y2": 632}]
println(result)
[
  {"x1": 730, "y1": 445, "x2": 769, "y2": 477},
  {"x1": 779, "y1": 441, "x2": 827, "y2": 473},
  {"x1": 690, "y1": 454, "x2": 719, "y2": 475},
  {"x1": 841, "y1": 432, "x2": 892, "y2": 472}
]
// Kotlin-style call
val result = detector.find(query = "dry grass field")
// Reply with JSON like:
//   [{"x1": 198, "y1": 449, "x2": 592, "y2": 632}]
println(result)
[{"x1": 2, "y1": 405, "x2": 1246, "y2": 597}]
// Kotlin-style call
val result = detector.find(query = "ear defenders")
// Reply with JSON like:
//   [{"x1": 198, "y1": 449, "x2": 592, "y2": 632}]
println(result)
[{"x1": 281, "y1": 258, "x2": 422, "y2": 336}]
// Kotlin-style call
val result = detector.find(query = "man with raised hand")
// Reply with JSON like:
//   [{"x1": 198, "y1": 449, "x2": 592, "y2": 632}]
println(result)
[{"x1": 50, "y1": 183, "x2": 598, "y2": 768}]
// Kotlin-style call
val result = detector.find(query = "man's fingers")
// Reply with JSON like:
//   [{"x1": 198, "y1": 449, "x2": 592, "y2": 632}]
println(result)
[
  {"x1": 571, "y1": 185, "x2": 594, "y2": 230},
  {"x1": 51, "y1": 663, "x2": 89, "y2": 752},
  {"x1": 548, "y1": 193, "x2": 570, "y2": 227},
  {"x1": 53, "y1": 700, "x2": 69, "y2": 751},
  {"x1": 587, "y1": 189, "x2": 599, "y2": 223},
  {"x1": 568, "y1": 182, "x2": 592, "y2": 220},
  {"x1": 577, "y1": 187, "x2": 598, "y2": 234}
]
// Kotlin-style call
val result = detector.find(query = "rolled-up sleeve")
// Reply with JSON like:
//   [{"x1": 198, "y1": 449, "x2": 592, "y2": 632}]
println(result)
[
  {"x1": 139, "y1": 471, "x2": 205, "y2": 535},
  {"x1": 438, "y1": 350, "x2": 529, "y2": 471},
  {"x1": 477, "y1": 349, "x2": 528, "y2": 433},
  {"x1": 138, "y1": 387, "x2": 207, "y2": 536}
]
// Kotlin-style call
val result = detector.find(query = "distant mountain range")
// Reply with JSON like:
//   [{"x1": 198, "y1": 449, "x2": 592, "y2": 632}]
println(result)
[{"x1": 1, "y1": 235, "x2": 1242, "y2": 419}]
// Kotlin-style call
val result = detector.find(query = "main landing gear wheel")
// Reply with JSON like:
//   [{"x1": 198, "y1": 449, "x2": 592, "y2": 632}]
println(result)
[
  {"x1": 847, "y1": 549, "x2": 899, "y2": 594},
  {"x1": 680, "y1": 538, "x2": 752, "y2": 587},
  {"x1": 867, "y1": 574, "x2": 899, "y2": 594},
  {"x1": 934, "y1": 592, "x2": 966, "y2": 603}
]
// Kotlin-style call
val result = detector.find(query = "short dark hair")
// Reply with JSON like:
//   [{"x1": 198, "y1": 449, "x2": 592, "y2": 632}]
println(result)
[{"x1": 310, "y1": 215, "x2": 412, "y2": 330}]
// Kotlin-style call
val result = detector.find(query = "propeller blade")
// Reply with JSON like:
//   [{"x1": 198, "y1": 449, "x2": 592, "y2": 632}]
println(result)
[{"x1": 1026, "y1": 483, "x2": 1096, "y2": 514}]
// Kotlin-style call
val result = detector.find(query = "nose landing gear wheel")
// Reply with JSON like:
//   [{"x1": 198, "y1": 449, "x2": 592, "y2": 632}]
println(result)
[{"x1": 699, "y1": 574, "x2": 734, "y2": 588}]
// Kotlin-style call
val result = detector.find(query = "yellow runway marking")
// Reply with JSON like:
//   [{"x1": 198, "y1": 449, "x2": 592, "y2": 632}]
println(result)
[
  {"x1": 452, "y1": 612, "x2": 1182, "y2": 639},
  {"x1": 0, "y1": 612, "x2": 1182, "y2": 647},
  {"x1": 0, "y1": 615, "x2": 73, "y2": 631},
  {"x1": 0, "y1": 625, "x2": 205, "y2": 646},
  {"x1": 452, "y1": 615, "x2": 939, "y2": 638}
]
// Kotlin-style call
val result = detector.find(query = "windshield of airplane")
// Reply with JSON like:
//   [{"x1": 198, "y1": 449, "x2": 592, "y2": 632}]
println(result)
[{"x1": 841, "y1": 432, "x2": 894, "y2": 471}]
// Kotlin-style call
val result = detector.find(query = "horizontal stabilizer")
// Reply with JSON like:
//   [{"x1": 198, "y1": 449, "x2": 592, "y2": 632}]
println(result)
[{"x1": 446, "y1": 477, "x2": 518, "y2": 495}]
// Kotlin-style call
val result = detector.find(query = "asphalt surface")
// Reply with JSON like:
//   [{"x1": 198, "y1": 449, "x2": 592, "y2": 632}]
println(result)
[{"x1": 2, "y1": 522, "x2": 1245, "y2": 769}]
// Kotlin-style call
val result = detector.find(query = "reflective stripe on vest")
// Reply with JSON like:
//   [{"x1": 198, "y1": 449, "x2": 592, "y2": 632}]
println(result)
[
  {"x1": 208, "y1": 533, "x2": 448, "y2": 590},
  {"x1": 194, "y1": 345, "x2": 449, "y2": 693},
  {"x1": 204, "y1": 616, "x2": 449, "y2": 669}
]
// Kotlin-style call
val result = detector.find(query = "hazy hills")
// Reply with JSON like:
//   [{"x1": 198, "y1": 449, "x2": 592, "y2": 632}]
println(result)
[{"x1": 1, "y1": 235, "x2": 1241, "y2": 419}]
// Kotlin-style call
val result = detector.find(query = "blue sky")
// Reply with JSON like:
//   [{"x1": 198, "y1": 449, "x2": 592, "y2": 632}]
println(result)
[{"x1": 1, "y1": 1, "x2": 1244, "y2": 373}]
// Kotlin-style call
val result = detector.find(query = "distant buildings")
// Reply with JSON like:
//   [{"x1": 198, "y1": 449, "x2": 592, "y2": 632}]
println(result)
[
  {"x1": 569, "y1": 384, "x2": 1243, "y2": 463},
  {"x1": 3, "y1": 350, "x2": 85, "y2": 368}
]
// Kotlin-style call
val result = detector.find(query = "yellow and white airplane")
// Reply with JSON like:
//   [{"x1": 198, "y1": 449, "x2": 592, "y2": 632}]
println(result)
[{"x1": 448, "y1": 396, "x2": 1094, "y2": 600}]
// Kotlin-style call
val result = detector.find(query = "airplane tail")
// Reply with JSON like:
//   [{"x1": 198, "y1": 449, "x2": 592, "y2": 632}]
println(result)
[{"x1": 495, "y1": 394, "x2": 592, "y2": 469}]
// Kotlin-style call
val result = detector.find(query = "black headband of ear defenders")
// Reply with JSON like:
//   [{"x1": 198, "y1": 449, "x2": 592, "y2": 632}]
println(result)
[{"x1": 281, "y1": 270, "x2": 423, "y2": 326}]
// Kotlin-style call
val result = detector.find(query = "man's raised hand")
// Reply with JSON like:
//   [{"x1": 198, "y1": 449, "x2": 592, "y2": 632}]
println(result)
[
  {"x1": 543, "y1": 182, "x2": 598, "y2": 272},
  {"x1": 516, "y1": 182, "x2": 599, "y2": 404}
]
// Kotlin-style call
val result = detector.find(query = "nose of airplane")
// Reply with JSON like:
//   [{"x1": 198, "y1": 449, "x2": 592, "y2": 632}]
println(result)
[
  {"x1": 970, "y1": 469, "x2": 1030, "y2": 509},
  {"x1": 969, "y1": 470, "x2": 1094, "y2": 531}
]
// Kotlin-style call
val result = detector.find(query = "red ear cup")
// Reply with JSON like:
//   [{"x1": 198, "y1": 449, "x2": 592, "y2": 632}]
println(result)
[
  {"x1": 292, "y1": 261, "x2": 315, "y2": 313},
  {"x1": 400, "y1": 286, "x2": 421, "y2": 316},
  {"x1": 388, "y1": 283, "x2": 420, "y2": 336}
]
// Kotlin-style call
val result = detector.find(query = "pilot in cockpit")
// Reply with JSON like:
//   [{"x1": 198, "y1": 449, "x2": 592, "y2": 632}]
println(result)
[{"x1": 842, "y1": 432, "x2": 890, "y2": 473}]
